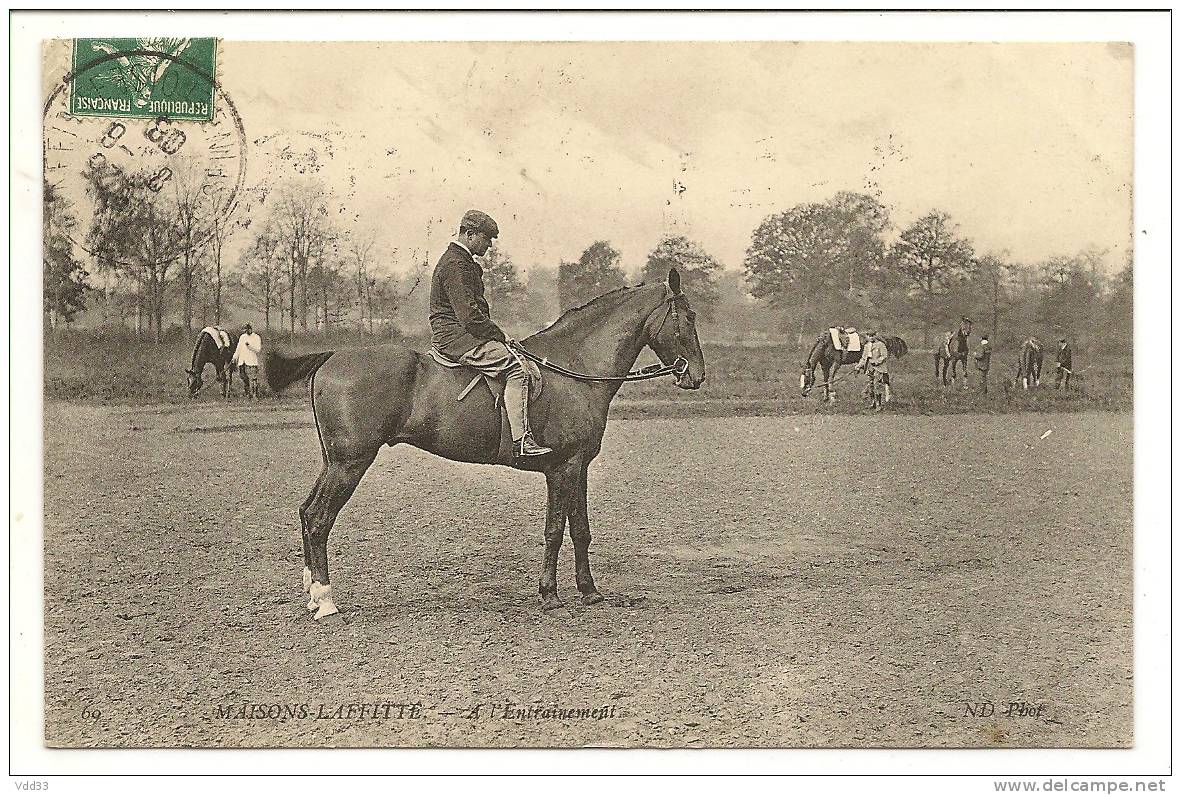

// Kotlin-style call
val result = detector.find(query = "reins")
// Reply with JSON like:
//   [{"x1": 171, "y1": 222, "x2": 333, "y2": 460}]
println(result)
[
  {"x1": 506, "y1": 294, "x2": 689, "y2": 383},
  {"x1": 802, "y1": 370, "x2": 852, "y2": 395}
]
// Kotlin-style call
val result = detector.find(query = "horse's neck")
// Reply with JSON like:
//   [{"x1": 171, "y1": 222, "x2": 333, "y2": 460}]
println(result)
[{"x1": 530, "y1": 287, "x2": 661, "y2": 380}]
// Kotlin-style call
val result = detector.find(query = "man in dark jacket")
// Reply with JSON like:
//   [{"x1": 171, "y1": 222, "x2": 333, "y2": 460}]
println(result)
[
  {"x1": 974, "y1": 332, "x2": 993, "y2": 394},
  {"x1": 429, "y1": 209, "x2": 551, "y2": 457},
  {"x1": 1055, "y1": 337, "x2": 1073, "y2": 390}
]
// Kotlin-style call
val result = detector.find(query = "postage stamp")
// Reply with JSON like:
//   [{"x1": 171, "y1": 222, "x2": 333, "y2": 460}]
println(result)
[{"x1": 69, "y1": 37, "x2": 217, "y2": 121}]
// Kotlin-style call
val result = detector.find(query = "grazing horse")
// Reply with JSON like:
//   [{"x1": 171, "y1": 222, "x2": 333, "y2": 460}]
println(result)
[
  {"x1": 801, "y1": 332, "x2": 908, "y2": 402},
  {"x1": 265, "y1": 270, "x2": 706, "y2": 618},
  {"x1": 1016, "y1": 337, "x2": 1044, "y2": 390},
  {"x1": 934, "y1": 318, "x2": 972, "y2": 386},
  {"x1": 186, "y1": 326, "x2": 239, "y2": 398}
]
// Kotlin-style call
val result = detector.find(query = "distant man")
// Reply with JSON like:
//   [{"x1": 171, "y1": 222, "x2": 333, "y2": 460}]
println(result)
[
  {"x1": 429, "y1": 209, "x2": 551, "y2": 457},
  {"x1": 857, "y1": 329, "x2": 891, "y2": 408},
  {"x1": 1055, "y1": 337, "x2": 1073, "y2": 390},
  {"x1": 974, "y1": 333, "x2": 993, "y2": 394},
  {"x1": 232, "y1": 323, "x2": 262, "y2": 400}
]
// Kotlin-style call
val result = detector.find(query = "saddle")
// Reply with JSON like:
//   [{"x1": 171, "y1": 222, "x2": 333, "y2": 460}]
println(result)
[
  {"x1": 428, "y1": 347, "x2": 544, "y2": 464},
  {"x1": 829, "y1": 327, "x2": 861, "y2": 352},
  {"x1": 202, "y1": 326, "x2": 231, "y2": 350}
]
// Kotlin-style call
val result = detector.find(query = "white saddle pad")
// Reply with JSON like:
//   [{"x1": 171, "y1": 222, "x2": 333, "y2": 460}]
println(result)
[
  {"x1": 829, "y1": 327, "x2": 861, "y2": 352},
  {"x1": 202, "y1": 326, "x2": 230, "y2": 349}
]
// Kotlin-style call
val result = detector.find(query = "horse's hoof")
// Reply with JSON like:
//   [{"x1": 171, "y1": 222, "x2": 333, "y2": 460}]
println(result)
[
  {"x1": 540, "y1": 594, "x2": 564, "y2": 611},
  {"x1": 314, "y1": 599, "x2": 340, "y2": 620},
  {"x1": 580, "y1": 590, "x2": 604, "y2": 606},
  {"x1": 306, "y1": 598, "x2": 318, "y2": 612}
]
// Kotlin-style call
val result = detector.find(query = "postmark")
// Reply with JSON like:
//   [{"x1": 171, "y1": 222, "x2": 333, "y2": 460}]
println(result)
[{"x1": 43, "y1": 40, "x2": 246, "y2": 268}]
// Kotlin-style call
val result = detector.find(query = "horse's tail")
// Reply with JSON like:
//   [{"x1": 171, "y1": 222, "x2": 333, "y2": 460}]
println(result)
[
  {"x1": 266, "y1": 350, "x2": 335, "y2": 393},
  {"x1": 884, "y1": 336, "x2": 908, "y2": 359}
]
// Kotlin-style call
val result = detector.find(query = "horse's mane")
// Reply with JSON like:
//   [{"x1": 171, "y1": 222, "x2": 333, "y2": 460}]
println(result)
[{"x1": 529, "y1": 283, "x2": 658, "y2": 340}]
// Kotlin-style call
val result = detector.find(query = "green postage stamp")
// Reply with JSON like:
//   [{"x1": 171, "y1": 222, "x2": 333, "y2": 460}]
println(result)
[{"x1": 69, "y1": 37, "x2": 217, "y2": 121}]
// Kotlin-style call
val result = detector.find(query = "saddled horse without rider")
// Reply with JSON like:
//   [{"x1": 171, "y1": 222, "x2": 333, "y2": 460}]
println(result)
[
  {"x1": 266, "y1": 269, "x2": 706, "y2": 618},
  {"x1": 933, "y1": 318, "x2": 972, "y2": 386},
  {"x1": 801, "y1": 329, "x2": 908, "y2": 402},
  {"x1": 186, "y1": 326, "x2": 240, "y2": 398}
]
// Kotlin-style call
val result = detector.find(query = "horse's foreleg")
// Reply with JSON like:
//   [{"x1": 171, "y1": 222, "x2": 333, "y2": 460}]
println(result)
[
  {"x1": 540, "y1": 464, "x2": 577, "y2": 610},
  {"x1": 826, "y1": 364, "x2": 838, "y2": 403},
  {"x1": 569, "y1": 464, "x2": 602, "y2": 605},
  {"x1": 301, "y1": 453, "x2": 376, "y2": 620}
]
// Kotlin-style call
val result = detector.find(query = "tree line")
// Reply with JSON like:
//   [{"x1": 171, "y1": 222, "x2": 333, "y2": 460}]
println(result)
[{"x1": 45, "y1": 168, "x2": 1131, "y2": 352}]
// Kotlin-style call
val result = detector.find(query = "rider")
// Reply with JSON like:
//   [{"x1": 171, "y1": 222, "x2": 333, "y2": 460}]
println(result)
[
  {"x1": 856, "y1": 329, "x2": 891, "y2": 407},
  {"x1": 428, "y1": 209, "x2": 552, "y2": 458}
]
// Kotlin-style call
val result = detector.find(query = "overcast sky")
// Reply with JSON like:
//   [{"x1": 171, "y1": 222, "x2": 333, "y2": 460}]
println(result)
[{"x1": 50, "y1": 40, "x2": 1135, "y2": 277}]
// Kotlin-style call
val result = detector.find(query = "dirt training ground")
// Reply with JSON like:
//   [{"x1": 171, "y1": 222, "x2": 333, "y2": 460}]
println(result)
[{"x1": 43, "y1": 401, "x2": 1131, "y2": 748}]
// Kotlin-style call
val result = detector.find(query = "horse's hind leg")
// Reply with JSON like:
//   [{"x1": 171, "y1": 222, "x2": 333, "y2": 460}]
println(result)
[
  {"x1": 301, "y1": 453, "x2": 377, "y2": 619},
  {"x1": 569, "y1": 463, "x2": 603, "y2": 606}
]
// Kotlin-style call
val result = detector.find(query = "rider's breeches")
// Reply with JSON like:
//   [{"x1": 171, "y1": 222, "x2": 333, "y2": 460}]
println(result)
[{"x1": 459, "y1": 340, "x2": 530, "y2": 441}]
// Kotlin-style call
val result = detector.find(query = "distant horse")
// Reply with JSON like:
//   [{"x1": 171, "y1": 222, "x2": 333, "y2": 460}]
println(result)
[
  {"x1": 933, "y1": 318, "x2": 972, "y2": 386},
  {"x1": 1016, "y1": 337, "x2": 1044, "y2": 389},
  {"x1": 266, "y1": 270, "x2": 706, "y2": 618},
  {"x1": 186, "y1": 326, "x2": 239, "y2": 399},
  {"x1": 802, "y1": 332, "x2": 908, "y2": 402}
]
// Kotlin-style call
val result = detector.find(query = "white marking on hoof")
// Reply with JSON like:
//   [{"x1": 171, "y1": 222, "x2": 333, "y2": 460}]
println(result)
[
  {"x1": 307, "y1": 597, "x2": 318, "y2": 612},
  {"x1": 302, "y1": 567, "x2": 312, "y2": 593},
  {"x1": 314, "y1": 598, "x2": 339, "y2": 620},
  {"x1": 310, "y1": 581, "x2": 332, "y2": 602}
]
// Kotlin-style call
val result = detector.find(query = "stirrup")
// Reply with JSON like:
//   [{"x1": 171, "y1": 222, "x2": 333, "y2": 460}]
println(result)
[{"x1": 514, "y1": 433, "x2": 553, "y2": 457}]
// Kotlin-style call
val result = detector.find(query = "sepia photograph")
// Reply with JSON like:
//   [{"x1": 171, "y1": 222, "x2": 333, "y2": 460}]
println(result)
[{"x1": 11, "y1": 8, "x2": 1171, "y2": 781}]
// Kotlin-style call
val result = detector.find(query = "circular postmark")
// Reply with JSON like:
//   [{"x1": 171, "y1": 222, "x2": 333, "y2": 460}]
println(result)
[{"x1": 43, "y1": 46, "x2": 247, "y2": 268}]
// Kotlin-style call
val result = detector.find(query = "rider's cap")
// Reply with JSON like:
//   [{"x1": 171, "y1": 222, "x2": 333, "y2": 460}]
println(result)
[{"x1": 460, "y1": 209, "x2": 499, "y2": 238}]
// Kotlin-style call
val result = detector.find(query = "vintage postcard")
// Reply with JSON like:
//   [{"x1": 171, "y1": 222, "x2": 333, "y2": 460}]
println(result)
[{"x1": 17, "y1": 12, "x2": 1168, "y2": 774}]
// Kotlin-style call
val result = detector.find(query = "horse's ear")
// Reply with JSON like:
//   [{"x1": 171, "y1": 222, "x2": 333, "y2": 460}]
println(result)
[
  {"x1": 185, "y1": 368, "x2": 195, "y2": 376},
  {"x1": 668, "y1": 267, "x2": 681, "y2": 295}
]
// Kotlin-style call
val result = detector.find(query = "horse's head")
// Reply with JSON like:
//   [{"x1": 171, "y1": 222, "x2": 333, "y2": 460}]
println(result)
[
  {"x1": 800, "y1": 363, "x2": 815, "y2": 396},
  {"x1": 186, "y1": 368, "x2": 202, "y2": 397},
  {"x1": 646, "y1": 268, "x2": 705, "y2": 390}
]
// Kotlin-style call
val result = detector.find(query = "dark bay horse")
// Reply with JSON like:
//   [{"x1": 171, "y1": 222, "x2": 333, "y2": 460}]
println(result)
[
  {"x1": 801, "y1": 332, "x2": 908, "y2": 402},
  {"x1": 934, "y1": 318, "x2": 972, "y2": 386},
  {"x1": 266, "y1": 270, "x2": 706, "y2": 618},
  {"x1": 186, "y1": 327, "x2": 239, "y2": 398},
  {"x1": 1016, "y1": 337, "x2": 1044, "y2": 390}
]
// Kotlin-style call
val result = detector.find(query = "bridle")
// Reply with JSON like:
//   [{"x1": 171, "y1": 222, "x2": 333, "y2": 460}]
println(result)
[{"x1": 507, "y1": 291, "x2": 690, "y2": 383}]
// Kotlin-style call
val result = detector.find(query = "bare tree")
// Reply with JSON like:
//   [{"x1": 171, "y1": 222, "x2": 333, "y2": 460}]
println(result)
[
  {"x1": 84, "y1": 161, "x2": 183, "y2": 342},
  {"x1": 237, "y1": 221, "x2": 283, "y2": 330},
  {"x1": 168, "y1": 157, "x2": 218, "y2": 333},
  {"x1": 269, "y1": 180, "x2": 337, "y2": 331},
  {"x1": 347, "y1": 228, "x2": 378, "y2": 333}
]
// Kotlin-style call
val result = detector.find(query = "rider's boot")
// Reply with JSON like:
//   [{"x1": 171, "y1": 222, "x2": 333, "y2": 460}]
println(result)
[{"x1": 515, "y1": 431, "x2": 553, "y2": 457}]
